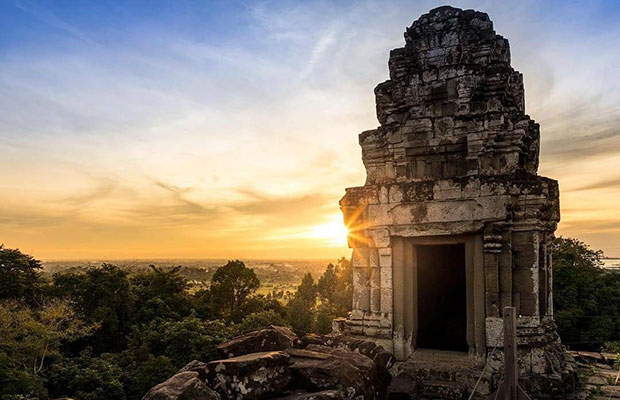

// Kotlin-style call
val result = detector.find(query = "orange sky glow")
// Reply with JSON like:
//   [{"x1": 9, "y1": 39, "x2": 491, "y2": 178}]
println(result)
[{"x1": 1, "y1": 1, "x2": 620, "y2": 260}]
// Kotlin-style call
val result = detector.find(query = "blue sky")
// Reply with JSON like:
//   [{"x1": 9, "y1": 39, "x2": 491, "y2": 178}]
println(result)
[{"x1": 1, "y1": 0, "x2": 620, "y2": 259}]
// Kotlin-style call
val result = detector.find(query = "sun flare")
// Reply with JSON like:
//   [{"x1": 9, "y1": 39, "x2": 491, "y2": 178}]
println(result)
[{"x1": 307, "y1": 214, "x2": 349, "y2": 247}]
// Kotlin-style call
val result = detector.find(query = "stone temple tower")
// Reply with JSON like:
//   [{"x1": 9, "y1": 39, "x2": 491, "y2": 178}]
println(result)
[{"x1": 340, "y1": 6, "x2": 575, "y2": 395}]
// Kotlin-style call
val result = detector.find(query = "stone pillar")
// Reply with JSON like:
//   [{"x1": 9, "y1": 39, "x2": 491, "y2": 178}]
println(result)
[
  {"x1": 511, "y1": 230, "x2": 540, "y2": 321},
  {"x1": 498, "y1": 230, "x2": 513, "y2": 311},
  {"x1": 350, "y1": 247, "x2": 370, "y2": 335}
]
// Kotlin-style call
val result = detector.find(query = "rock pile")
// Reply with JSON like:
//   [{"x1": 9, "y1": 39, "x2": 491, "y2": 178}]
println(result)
[{"x1": 142, "y1": 326, "x2": 394, "y2": 400}]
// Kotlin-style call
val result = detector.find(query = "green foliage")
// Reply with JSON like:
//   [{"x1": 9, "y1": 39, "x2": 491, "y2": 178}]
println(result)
[
  {"x1": 286, "y1": 259, "x2": 353, "y2": 335},
  {"x1": 46, "y1": 350, "x2": 125, "y2": 400},
  {"x1": 210, "y1": 260, "x2": 260, "y2": 322},
  {"x1": 129, "y1": 265, "x2": 191, "y2": 325},
  {"x1": 0, "y1": 250, "x2": 356, "y2": 400},
  {"x1": 317, "y1": 264, "x2": 337, "y2": 301},
  {"x1": 53, "y1": 264, "x2": 132, "y2": 353},
  {"x1": 603, "y1": 341, "x2": 620, "y2": 354},
  {"x1": 0, "y1": 299, "x2": 94, "y2": 399},
  {"x1": 113, "y1": 352, "x2": 176, "y2": 400},
  {"x1": 552, "y1": 237, "x2": 620, "y2": 351},
  {"x1": 286, "y1": 296, "x2": 315, "y2": 335},
  {"x1": 0, "y1": 245, "x2": 45, "y2": 303},
  {"x1": 192, "y1": 288, "x2": 215, "y2": 319},
  {"x1": 315, "y1": 302, "x2": 335, "y2": 334},
  {"x1": 319, "y1": 258, "x2": 352, "y2": 317},
  {"x1": 296, "y1": 273, "x2": 317, "y2": 306},
  {"x1": 238, "y1": 310, "x2": 287, "y2": 333},
  {"x1": 130, "y1": 316, "x2": 234, "y2": 367}
]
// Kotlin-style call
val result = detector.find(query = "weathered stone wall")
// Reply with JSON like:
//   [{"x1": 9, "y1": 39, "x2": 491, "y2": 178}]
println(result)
[{"x1": 360, "y1": 6, "x2": 540, "y2": 186}]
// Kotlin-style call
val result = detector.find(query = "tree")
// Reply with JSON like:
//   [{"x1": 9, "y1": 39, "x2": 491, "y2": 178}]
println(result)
[
  {"x1": 192, "y1": 288, "x2": 215, "y2": 320},
  {"x1": 53, "y1": 264, "x2": 132, "y2": 353},
  {"x1": 130, "y1": 265, "x2": 191, "y2": 324},
  {"x1": 210, "y1": 260, "x2": 260, "y2": 322},
  {"x1": 127, "y1": 316, "x2": 234, "y2": 367},
  {"x1": 315, "y1": 302, "x2": 335, "y2": 334},
  {"x1": 296, "y1": 273, "x2": 317, "y2": 306},
  {"x1": 0, "y1": 245, "x2": 45, "y2": 302},
  {"x1": 330, "y1": 257, "x2": 353, "y2": 317},
  {"x1": 46, "y1": 350, "x2": 126, "y2": 400},
  {"x1": 286, "y1": 273, "x2": 317, "y2": 335},
  {"x1": 113, "y1": 351, "x2": 176, "y2": 400},
  {"x1": 286, "y1": 297, "x2": 315, "y2": 336},
  {"x1": 238, "y1": 310, "x2": 287, "y2": 333},
  {"x1": 0, "y1": 299, "x2": 95, "y2": 399},
  {"x1": 552, "y1": 237, "x2": 620, "y2": 350},
  {"x1": 317, "y1": 264, "x2": 337, "y2": 303}
]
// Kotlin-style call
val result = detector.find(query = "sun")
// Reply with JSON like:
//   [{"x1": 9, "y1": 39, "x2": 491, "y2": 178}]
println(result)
[{"x1": 307, "y1": 214, "x2": 349, "y2": 247}]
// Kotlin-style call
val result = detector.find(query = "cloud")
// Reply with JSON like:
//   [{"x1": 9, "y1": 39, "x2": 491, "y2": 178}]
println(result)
[
  {"x1": 13, "y1": 0, "x2": 95, "y2": 44},
  {"x1": 1, "y1": 0, "x2": 620, "y2": 258},
  {"x1": 59, "y1": 180, "x2": 119, "y2": 208},
  {"x1": 565, "y1": 177, "x2": 620, "y2": 192}
]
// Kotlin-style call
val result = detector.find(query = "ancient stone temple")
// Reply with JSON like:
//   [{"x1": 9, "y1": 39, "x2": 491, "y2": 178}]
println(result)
[{"x1": 340, "y1": 5, "x2": 575, "y2": 396}]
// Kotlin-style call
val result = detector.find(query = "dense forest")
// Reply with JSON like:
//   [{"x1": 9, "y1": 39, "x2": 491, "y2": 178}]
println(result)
[{"x1": 0, "y1": 237, "x2": 618, "y2": 400}]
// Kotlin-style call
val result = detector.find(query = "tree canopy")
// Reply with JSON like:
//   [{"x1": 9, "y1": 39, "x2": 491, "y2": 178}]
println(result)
[
  {"x1": 551, "y1": 236, "x2": 620, "y2": 351},
  {"x1": 0, "y1": 244, "x2": 44, "y2": 302},
  {"x1": 209, "y1": 260, "x2": 260, "y2": 322}
]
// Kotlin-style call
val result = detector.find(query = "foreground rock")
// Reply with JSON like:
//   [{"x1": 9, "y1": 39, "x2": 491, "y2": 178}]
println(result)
[
  {"x1": 304, "y1": 345, "x2": 386, "y2": 397},
  {"x1": 144, "y1": 328, "x2": 395, "y2": 399},
  {"x1": 286, "y1": 349, "x2": 374, "y2": 399},
  {"x1": 206, "y1": 351, "x2": 291, "y2": 399},
  {"x1": 143, "y1": 326, "x2": 394, "y2": 400},
  {"x1": 142, "y1": 371, "x2": 220, "y2": 400},
  {"x1": 217, "y1": 325, "x2": 298, "y2": 358}
]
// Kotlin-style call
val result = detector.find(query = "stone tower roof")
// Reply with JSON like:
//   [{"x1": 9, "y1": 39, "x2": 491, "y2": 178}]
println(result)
[{"x1": 362, "y1": 6, "x2": 539, "y2": 185}]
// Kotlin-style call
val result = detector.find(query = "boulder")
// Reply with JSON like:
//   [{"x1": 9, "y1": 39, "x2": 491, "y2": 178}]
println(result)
[
  {"x1": 323, "y1": 335, "x2": 392, "y2": 368},
  {"x1": 326, "y1": 335, "x2": 364, "y2": 351},
  {"x1": 304, "y1": 345, "x2": 375, "y2": 375},
  {"x1": 304, "y1": 345, "x2": 384, "y2": 398},
  {"x1": 301, "y1": 333, "x2": 326, "y2": 347},
  {"x1": 177, "y1": 360, "x2": 209, "y2": 380},
  {"x1": 286, "y1": 349, "x2": 375, "y2": 399},
  {"x1": 217, "y1": 325, "x2": 298, "y2": 358},
  {"x1": 142, "y1": 371, "x2": 220, "y2": 400},
  {"x1": 305, "y1": 342, "x2": 393, "y2": 398},
  {"x1": 205, "y1": 351, "x2": 291, "y2": 399}
]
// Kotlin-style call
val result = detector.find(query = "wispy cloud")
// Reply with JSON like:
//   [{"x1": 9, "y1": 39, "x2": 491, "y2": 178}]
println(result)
[
  {"x1": 1, "y1": 0, "x2": 619, "y2": 258},
  {"x1": 13, "y1": 0, "x2": 95, "y2": 44}
]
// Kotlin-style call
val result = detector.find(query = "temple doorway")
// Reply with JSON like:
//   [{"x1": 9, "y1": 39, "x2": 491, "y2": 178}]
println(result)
[{"x1": 416, "y1": 244, "x2": 468, "y2": 352}]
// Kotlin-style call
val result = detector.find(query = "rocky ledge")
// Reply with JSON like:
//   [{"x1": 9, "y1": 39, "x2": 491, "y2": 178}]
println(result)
[{"x1": 142, "y1": 326, "x2": 394, "y2": 400}]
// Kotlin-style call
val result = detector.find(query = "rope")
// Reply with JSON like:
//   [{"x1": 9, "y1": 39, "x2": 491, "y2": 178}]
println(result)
[{"x1": 467, "y1": 324, "x2": 504, "y2": 400}]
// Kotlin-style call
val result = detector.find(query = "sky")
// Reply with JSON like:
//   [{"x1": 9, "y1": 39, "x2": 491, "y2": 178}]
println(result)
[{"x1": 1, "y1": 0, "x2": 620, "y2": 260}]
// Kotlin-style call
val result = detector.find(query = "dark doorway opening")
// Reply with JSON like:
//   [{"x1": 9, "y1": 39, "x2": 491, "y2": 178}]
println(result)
[{"x1": 416, "y1": 244, "x2": 468, "y2": 352}]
